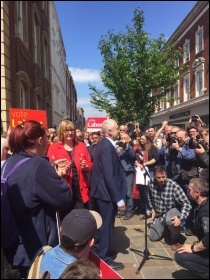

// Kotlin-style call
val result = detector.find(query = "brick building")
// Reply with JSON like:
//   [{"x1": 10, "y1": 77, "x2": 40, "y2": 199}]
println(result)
[{"x1": 150, "y1": 1, "x2": 209, "y2": 129}]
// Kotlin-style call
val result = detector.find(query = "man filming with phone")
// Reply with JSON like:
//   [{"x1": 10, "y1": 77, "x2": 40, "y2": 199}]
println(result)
[{"x1": 147, "y1": 165, "x2": 191, "y2": 251}]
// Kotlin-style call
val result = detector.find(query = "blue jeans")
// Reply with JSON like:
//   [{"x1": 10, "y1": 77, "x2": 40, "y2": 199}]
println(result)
[
  {"x1": 180, "y1": 183, "x2": 196, "y2": 229},
  {"x1": 123, "y1": 171, "x2": 135, "y2": 215}
]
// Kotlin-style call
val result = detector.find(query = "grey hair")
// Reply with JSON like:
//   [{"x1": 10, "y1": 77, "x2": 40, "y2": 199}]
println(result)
[
  {"x1": 101, "y1": 119, "x2": 117, "y2": 136},
  {"x1": 189, "y1": 178, "x2": 209, "y2": 197}
]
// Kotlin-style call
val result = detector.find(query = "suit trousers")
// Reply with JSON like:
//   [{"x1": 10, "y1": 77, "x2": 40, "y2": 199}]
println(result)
[{"x1": 92, "y1": 199, "x2": 117, "y2": 264}]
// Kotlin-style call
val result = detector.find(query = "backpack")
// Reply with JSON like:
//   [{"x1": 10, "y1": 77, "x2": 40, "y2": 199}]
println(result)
[
  {"x1": 1, "y1": 157, "x2": 30, "y2": 248},
  {"x1": 27, "y1": 245, "x2": 52, "y2": 279}
]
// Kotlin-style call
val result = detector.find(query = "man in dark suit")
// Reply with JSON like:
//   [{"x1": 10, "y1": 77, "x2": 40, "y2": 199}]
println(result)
[
  {"x1": 90, "y1": 119, "x2": 126, "y2": 271},
  {"x1": 87, "y1": 131, "x2": 101, "y2": 161}
]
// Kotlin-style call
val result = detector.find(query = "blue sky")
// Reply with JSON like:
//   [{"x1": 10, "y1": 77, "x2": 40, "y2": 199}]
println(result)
[{"x1": 54, "y1": 1, "x2": 197, "y2": 119}]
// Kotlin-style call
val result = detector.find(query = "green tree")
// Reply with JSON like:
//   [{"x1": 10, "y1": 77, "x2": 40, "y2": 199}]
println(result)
[{"x1": 89, "y1": 9, "x2": 186, "y2": 125}]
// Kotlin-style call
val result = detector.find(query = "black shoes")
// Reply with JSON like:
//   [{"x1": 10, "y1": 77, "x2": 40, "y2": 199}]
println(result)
[
  {"x1": 108, "y1": 261, "x2": 125, "y2": 271},
  {"x1": 123, "y1": 214, "x2": 134, "y2": 220},
  {"x1": 179, "y1": 226, "x2": 194, "y2": 236},
  {"x1": 184, "y1": 227, "x2": 194, "y2": 236},
  {"x1": 116, "y1": 212, "x2": 126, "y2": 218}
]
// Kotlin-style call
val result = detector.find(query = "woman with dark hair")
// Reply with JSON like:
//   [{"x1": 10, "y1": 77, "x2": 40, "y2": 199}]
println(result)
[
  {"x1": 136, "y1": 133, "x2": 160, "y2": 178},
  {"x1": 47, "y1": 119, "x2": 92, "y2": 212},
  {"x1": 135, "y1": 133, "x2": 159, "y2": 216},
  {"x1": 1, "y1": 120, "x2": 73, "y2": 278}
]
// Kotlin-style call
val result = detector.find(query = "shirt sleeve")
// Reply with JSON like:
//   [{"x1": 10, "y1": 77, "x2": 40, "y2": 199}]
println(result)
[{"x1": 173, "y1": 182, "x2": 192, "y2": 220}]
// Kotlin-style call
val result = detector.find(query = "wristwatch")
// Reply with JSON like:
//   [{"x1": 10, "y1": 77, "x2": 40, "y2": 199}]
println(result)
[{"x1": 191, "y1": 244, "x2": 196, "y2": 254}]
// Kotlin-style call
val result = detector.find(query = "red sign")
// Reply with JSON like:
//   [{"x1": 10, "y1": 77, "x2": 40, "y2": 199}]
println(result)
[
  {"x1": 89, "y1": 250, "x2": 122, "y2": 279},
  {"x1": 87, "y1": 117, "x2": 107, "y2": 132},
  {"x1": 9, "y1": 108, "x2": 47, "y2": 128}
]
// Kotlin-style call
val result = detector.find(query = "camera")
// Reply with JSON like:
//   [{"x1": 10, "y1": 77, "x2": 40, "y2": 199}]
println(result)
[
  {"x1": 166, "y1": 134, "x2": 179, "y2": 143},
  {"x1": 191, "y1": 115, "x2": 198, "y2": 122},
  {"x1": 188, "y1": 134, "x2": 208, "y2": 150},
  {"x1": 116, "y1": 141, "x2": 127, "y2": 150},
  {"x1": 126, "y1": 122, "x2": 136, "y2": 140}
]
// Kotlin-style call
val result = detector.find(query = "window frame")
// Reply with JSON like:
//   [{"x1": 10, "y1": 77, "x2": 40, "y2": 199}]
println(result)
[
  {"x1": 183, "y1": 72, "x2": 190, "y2": 102},
  {"x1": 195, "y1": 27, "x2": 203, "y2": 54},
  {"x1": 183, "y1": 40, "x2": 190, "y2": 64}
]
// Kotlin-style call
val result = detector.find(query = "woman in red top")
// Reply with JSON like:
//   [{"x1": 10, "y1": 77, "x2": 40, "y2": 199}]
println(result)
[{"x1": 47, "y1": 119, "x2": 92, "y2": 215}]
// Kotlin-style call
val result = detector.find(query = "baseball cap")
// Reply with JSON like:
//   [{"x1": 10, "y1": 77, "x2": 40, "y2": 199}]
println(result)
[{"x1": 61, "y1": 209, "x2": 102, "y2": 247}]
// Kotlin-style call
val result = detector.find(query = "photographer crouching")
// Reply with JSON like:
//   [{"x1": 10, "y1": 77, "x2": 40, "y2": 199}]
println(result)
[{"x1": 171, "y1": 129, "x2": 199, "y2": 236}]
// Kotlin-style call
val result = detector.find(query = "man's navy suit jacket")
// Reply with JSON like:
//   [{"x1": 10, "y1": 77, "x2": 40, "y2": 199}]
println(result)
[{"x1": 90, "y1": 137, "x2": 126, "y2": 203}]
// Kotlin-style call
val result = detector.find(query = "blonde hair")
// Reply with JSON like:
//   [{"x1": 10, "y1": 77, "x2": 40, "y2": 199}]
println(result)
[{"x1": 57, "y1": 120, "x2": 76, "y2": 144}]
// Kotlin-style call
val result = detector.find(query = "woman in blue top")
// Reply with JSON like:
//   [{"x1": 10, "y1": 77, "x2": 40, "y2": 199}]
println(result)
[{"x1": 2, "y1": 120, "x2": 73, "y2": 278}]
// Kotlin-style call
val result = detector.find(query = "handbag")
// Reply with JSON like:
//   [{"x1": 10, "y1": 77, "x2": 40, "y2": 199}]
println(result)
[
  {"x1": 27, "y1": 246, "x2": 52, "y2": 279},
  {"x1": 135, "y1": 166, "x2": 150, "y2": 185}
]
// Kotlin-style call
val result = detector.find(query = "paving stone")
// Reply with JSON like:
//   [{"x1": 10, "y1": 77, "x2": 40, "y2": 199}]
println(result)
[{"x1": 112, "y1": 213, "x2": 199, "y2": 279}]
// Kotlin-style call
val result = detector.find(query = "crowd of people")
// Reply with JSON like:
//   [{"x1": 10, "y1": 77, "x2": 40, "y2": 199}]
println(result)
[{"x1": 1, "y1": 114, "x2": 209, "y2": 279}]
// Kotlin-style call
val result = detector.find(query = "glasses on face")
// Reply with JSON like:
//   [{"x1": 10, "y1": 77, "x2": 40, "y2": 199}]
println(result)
[{"x1": 64, "y1": 129, "x2": 75, "y2": 133}]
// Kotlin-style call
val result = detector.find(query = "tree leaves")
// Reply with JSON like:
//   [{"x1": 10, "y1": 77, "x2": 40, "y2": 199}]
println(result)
[{"x1": 89, "y1": 8, "x2": 186, "y2": 126}]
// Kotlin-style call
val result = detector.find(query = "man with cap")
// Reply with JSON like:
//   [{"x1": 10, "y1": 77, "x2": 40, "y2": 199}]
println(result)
[{"x1": 38, "y1": 209, "x2": 102, "y2": 279}]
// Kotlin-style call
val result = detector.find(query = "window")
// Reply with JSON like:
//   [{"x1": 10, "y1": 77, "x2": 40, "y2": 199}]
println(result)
[
  {"x1": 43, "y1": 35, "x2": 49, "y2": 80},
  {"x1": 183, "y1": 73, "x2": 190, "y2": 101},
  {"x1": 196, "y1": 69, "x2": 204, "y2": 97},
  {"x1": 195, "y1": 27, "x2": 203, "y2": 54},
  {"x1": 33, "y1": 9, "x2": 41, "y2": 65},
  {"x1": 20, "y1": 83, "x2": 26, "y2": 108},
  {"x1": 174, "y1": 58, "x2": 179, "y2": 68},
  {"x1": 160, "y1": 95, "x2": 165, "y2": 110},
  {"x1": 183, "y1": 40, "x2": 190, "y2": 63},
  {"x1": 16, "y1": 71, "x2": 31, "y2": 108},
  {"x1": 166, "y1": 90, "x2": 171, "y2": 109},
  {"x1": 34, "y1": 88, "x2": 42, "y2": 109},
  {"x1": 173, "y1": 84, "x2": 179, "y2": 106},
  {"x1": 16, "y1": 1, "x2": 28, "y2": 46},
  {"x1": 192, "y1": 57, "x2": 205, "y2": 97},
  {"x1": 36, "y1": 95, "x2": 42, "y2": 109}
]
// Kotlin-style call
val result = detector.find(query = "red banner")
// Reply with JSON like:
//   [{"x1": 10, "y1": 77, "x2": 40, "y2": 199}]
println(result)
[
  {"x1": 87, "y1": 117, "x2": 107, "y2": 132},
  {"x1": 9, "y1": 108, "x2": 47, "y2": 128},
  {"x1": 89, "y1": 250, "x2": 122, "y2": 279}
]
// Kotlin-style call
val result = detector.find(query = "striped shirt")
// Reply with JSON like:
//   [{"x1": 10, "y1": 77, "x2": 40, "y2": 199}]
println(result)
[{"x1": 147, "y1": 178, "x2": 192, "y2": 222}]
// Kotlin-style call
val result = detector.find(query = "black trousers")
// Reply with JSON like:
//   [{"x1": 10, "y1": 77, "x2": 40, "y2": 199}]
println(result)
[{"x1": 174, "y1": 251, "x2": 209, "y2": 279}]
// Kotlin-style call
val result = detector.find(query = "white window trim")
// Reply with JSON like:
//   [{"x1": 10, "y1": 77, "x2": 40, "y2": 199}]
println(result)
[
  {"x1": 195, "y1": 26, "x2": 203, "y2": 54},
  {"x1": 183, "y1": 40, "x2": 190, "y2": 64},
  {"x1": 173, "y1": 83, "x2": 180, "y2": 106},
  {"x1": 183, "y1": 73, "x2": 190, "y2": 102},
  {"x1": 166, "y1": 90, "x2": 171, "y2": 109},
  {"x1": 195, "y1": 66, "x2": 204, "y2": 97}
]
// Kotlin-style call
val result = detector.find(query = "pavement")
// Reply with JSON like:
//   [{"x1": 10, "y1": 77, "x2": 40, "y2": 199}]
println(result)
[
  {"x1": 112, "y1": 203, "x2": 200, "y2": 279},
  {"x1": 1, "y1": 203, "x2": 200, "y2": 279}
]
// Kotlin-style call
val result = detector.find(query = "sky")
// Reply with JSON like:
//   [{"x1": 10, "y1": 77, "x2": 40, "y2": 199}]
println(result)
[{"x1": 54, "y1": 1, "x2": 197, "y2": 119}]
